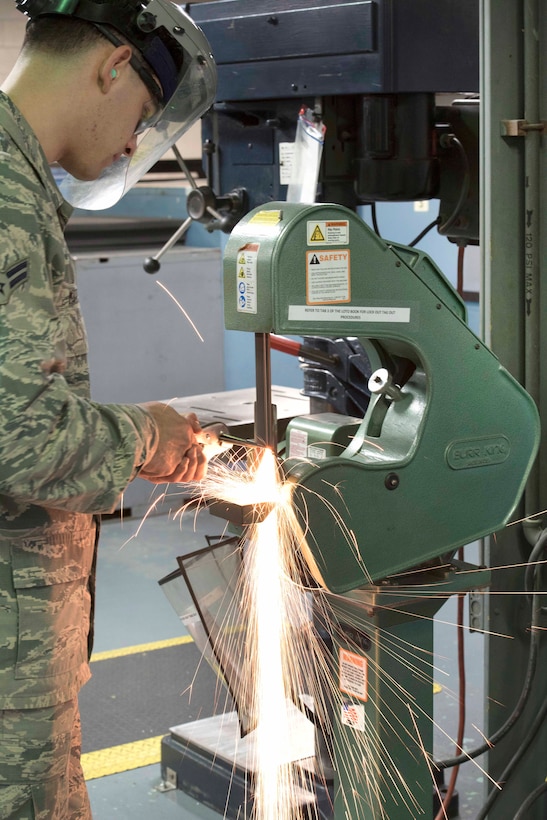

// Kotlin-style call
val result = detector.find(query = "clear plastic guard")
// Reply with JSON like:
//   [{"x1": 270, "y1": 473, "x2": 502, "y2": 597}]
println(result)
[{"x1": 159, "y1": 535, "x2": 257, "y2": 736}]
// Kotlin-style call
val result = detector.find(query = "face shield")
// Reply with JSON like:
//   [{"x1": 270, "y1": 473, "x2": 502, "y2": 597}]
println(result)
[{"x1": 17, "y1": 0, "x2": 217, "y2": 210}]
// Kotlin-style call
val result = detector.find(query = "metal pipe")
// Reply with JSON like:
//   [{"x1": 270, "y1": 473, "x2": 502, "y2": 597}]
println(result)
[
  {"x1": 254, "y1": 333, "x2": 276, "y2": 449},
  {"x1": 218, "y1": 432, "x2": 265, "y2": 450},
  {"x1": 523, "y1": 0, "x2": 541, "y2": 518}
]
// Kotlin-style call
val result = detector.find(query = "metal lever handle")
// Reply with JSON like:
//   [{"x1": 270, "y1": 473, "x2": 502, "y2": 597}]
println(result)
[
  {"x1": 143, "y1": 144, "x2": 241, "y2": 273},
  {"x1": 143, "y1": 216, "x2": 193, "y2": 274},
  {"x1": 143, "y1": 145, "x2": 198, "y2": 274}
]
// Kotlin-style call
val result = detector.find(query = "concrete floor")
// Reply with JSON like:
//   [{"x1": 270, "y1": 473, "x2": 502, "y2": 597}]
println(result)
[{"x1": 87, "y1": 505, "x2": 225, "y2": 820}]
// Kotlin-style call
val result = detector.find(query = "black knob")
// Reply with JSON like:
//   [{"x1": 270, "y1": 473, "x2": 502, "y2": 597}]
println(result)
[{"x1": 143, "y1": 257, "x2": 160, "y2": 274}]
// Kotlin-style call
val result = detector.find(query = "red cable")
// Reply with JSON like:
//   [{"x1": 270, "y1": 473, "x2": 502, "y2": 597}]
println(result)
[{"x1": 270, "y1": 334, "x2": 302, "y2": 357}]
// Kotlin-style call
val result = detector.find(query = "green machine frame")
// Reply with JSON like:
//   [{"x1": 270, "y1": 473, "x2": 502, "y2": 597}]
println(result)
[
  {"x1": 224, "y1": 202, "x2": 538, "y2": 588},
  {"x1": 222, "y1": 201, "x2": 539, "y2": 818}
]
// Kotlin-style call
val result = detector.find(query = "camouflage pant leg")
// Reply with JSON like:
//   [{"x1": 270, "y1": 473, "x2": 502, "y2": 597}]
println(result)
[{"x1": 0, "y1": 699, "x2": 91, "y2": 820}]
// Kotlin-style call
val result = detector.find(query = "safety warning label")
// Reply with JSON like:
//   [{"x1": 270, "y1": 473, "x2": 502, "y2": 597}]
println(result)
[
  {"x1": 306, "y1": 249, "x2": 350, "y2": 304},
  {"x1": 341, "y1": 701, "x2": 365, "y2": 732},
  {"x1": 307, "y1": 220, "x2": 349, "y2": 245},
  {"x1": 288, "y1": 305, "x2": 411, "y2": 323},
  {"x1": 339, "y1": 648, "x2": 368, "y2": 702},
  {"x1": 236, "y1": 243, "x2": 259, "y2": 314}
]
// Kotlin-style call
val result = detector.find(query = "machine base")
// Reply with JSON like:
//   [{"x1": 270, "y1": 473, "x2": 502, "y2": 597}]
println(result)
[{"x1": 160, "y1": 711, "x2": 334, "y2": 819}]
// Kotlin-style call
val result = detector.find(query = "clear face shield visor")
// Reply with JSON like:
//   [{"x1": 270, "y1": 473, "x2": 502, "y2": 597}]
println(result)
[{"x1": 58, "y1": 3, "x2": 216, "y2": 210}]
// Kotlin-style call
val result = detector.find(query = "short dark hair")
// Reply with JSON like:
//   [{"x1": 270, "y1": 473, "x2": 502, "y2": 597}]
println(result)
[{"x1": 22, "y1": 16, "x2": 107, "y2": 56}]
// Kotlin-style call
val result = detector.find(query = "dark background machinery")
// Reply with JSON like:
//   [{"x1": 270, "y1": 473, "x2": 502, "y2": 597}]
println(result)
[
  {"x1": 183, "y1": 0, "x2": 481, "y2": 426},
  {"x1": 187, "y1": 0, "x2": 479, "y2": 247},
  {"x1": 155, "y1": 2, "x2": 545, "y2": 818}
]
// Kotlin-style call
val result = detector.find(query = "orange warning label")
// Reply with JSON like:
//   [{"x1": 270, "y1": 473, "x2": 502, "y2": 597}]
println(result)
[
  {"x1": 306, "y1": 249, "x2": 350, "y2": 305},
  {"x1": 339, "y1": 648, "x2": 368, "y2": 702}
]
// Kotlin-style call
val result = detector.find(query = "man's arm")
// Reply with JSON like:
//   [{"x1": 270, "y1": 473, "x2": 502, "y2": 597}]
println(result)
[{"x1": 0, "y1": 224, "x2": 205, "y2": 514}]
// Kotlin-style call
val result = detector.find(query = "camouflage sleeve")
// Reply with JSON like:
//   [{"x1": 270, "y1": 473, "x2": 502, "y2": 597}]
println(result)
[
  {"x1": 0, "y1": 182, "x2": 159, "y2": 515},
  {"x1": 0, "y1": 374, "x2": 159, "y2": 514}
]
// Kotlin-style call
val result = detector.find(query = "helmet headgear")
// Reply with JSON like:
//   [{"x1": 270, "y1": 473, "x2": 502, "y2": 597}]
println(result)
[{"x1": 16, "y1": 0, "x2": 217, "y2": 209}]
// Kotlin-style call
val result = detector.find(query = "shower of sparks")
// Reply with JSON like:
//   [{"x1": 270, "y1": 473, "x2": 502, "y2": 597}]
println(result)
[
  {"x1": 156, "y1": 280, "x2": 205, "y2": 342},
  {"x1": 247, "y1": 472, "x2": 293, "y2": 818},
  {"x1": 199, "y1": 448, "x2": 317, "y2": 819},
  {"x1": 183, "y1": 448, "x2": 427, "y2": 819},
  {"x1": 156, "y1": 445, "x2": 547, "y2": 820}
]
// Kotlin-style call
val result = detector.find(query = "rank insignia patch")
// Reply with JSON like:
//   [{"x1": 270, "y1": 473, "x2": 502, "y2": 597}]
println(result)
[{"x1": 0, "y1": 259, "x2": 29, "y2": 305}]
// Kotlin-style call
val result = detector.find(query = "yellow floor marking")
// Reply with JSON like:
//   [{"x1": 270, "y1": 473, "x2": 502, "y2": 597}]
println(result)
[
  {"x1": 90, "y1": 634, "x2": 193, "y2": 663},
  {"x1": 82, "y1": 735, "x2": 164, "y2": 781},
  {"x1": 85, "y1": 642, "x2": 444, "y2": 780},
  {"x1": 85, "y1": 637, "x2": 195, "y2": 779}
]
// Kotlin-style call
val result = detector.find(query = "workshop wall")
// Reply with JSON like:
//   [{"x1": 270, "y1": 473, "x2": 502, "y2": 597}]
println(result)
[{"x1": 75, "y1": 245, "x2": 224, "y2": 514}]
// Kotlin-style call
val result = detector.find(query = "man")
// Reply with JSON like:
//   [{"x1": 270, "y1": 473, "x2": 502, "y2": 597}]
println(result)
[{"x1": 0, "y1": 1, "x2": 217, "y2": 817}]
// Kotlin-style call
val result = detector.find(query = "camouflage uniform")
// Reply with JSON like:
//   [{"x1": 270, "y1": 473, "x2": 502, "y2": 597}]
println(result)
[{"x1": 0, "y1": 92, "x2": 159, "y2": 817}]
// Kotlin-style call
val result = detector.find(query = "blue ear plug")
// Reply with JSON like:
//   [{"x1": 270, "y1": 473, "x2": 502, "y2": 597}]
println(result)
[{"x1": 111, "y1": 68, "x2": 117, "y2": 79}]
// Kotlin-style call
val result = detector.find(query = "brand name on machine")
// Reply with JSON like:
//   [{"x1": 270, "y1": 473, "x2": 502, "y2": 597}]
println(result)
[{"x1": 446, "y1": 436, "x2": 511, "y2": 470}]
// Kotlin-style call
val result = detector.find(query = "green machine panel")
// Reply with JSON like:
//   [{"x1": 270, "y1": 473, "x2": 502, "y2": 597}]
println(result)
[{"x1": 224, "y1": 203, "x2": 539, "y2": 591}]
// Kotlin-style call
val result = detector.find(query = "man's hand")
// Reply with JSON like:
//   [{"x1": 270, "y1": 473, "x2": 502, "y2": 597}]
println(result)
[{"x1": 137, "y1": 402, "x2": 207, "y2": 484}]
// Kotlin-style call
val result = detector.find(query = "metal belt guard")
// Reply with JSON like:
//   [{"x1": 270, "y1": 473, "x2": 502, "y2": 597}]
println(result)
[{"x1": 223, "y1": 202, "x2": 540, "y2": 591}]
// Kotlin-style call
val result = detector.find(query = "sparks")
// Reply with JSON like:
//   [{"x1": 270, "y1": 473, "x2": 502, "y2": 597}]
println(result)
[
  {"x1": 156, "y1": 279, "x2": 205, "y2": 342},
  {"x1": 153, "y1": 447, "x2": 547, "y2": 819}
]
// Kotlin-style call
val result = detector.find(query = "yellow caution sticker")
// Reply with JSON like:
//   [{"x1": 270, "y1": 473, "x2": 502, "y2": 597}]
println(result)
[
  {"x1": 249, "y1": 210, "x2": 282, "y2": 224},
  {"x1": 307, "y1": 219, "x2": 349, "y2": 245}
]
